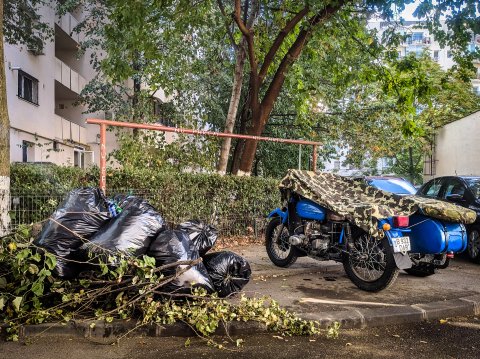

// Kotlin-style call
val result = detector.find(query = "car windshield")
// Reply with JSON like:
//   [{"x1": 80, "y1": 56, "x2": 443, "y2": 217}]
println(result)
[
  {"x1": 367, "y1": 178, "x2": 417, "y2": 195},
  {"x1": 465, "y1": 178, "x2": 480, "y2": 200}
]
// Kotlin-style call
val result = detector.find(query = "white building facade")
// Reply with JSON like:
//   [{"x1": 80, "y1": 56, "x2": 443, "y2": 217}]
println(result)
[
  {"x1": 5, "y1": 5, "x2": 97, "y2": 167},
  {"x1": 369, "y1": 20, "x2": 480, "y2": 95},
  {"x1": 4, "y1": 4, "x2": 170, "y2": 168},
  {"x1": 424, "y1": 110, "x2": 480, "y2": 180}
]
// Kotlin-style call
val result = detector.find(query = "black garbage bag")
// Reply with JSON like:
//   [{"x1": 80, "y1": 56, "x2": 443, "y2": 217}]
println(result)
[
  {"x1": 202, "y1": 251, "x2": 251, "y2": 297},
  {"x1": 177, "y1": 220, "x2": 218, "y2": 256},
  {"x1": 147, "y1": 230, "x2": 214, "y2": 294},
  {"x1": 34, "y1": 188, "x2": 110, "y2": 278},
  {"x1": 77, "y1": 195, "x2": 165, "y2": 262}
]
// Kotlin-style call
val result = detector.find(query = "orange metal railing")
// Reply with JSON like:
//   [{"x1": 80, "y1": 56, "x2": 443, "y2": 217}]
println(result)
[{"x1": 86, "y1": 118, "x2": 321, "y2": 192}]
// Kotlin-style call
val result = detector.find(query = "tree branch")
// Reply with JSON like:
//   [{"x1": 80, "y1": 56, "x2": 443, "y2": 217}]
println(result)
[
  {"x1": 260, "y1": 1, "x2": 346, "y2": 123},
  {"x1": 258, "y1": 6, "x2": 309, "y2": 81},
  {"x1": 246, "y1": 0, "x2": 259, "y2": 28},
  {"x1": 217, "y1": 0, "x2": 237, "y2": 47},
  {"x1": 233, "y1": 0, "x2": 249, "y2": 36}
]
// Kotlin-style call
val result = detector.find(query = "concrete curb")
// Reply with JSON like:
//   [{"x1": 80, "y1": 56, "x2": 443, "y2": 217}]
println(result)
[
  {"x1": 299, "y1": 294, "x2": 480, "y2": 329},
  {"x1": 14, "y1": 294, "x2": 480, "y2": 339},
  {"x1": 17, "y1": 319, "x2": 269, "y2": 340}
]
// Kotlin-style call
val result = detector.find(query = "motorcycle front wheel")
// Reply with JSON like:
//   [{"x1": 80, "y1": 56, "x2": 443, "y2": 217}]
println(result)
[
  {"x1": 343, "y1": 232, "x2": 399, "y2": 292},
  {"x1": 265, "y1": 217, "x2": 298, "y2": 267}
]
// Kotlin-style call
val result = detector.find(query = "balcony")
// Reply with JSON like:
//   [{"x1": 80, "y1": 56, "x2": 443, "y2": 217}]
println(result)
[
  {"x1": 54, "y1": 57, "x2": 87, "y2": 95},
  {"x1": 54, "y1": 115, "x2": 87, "y2": 145},
  {"x1": 55, "y1": 12, "x2": 80, "y2": 43}
]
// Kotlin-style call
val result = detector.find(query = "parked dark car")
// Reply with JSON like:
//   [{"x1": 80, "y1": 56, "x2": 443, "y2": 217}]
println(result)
[{"x1": 417, "y1": 176, "x2": 480, "y2": 262}]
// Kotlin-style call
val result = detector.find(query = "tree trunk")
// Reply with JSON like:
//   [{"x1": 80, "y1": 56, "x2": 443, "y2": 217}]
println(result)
[
  {"x1": 0, "y1": 0, "x2": 11, "y2": 235},
  {"x1": 216, "y1": 44, "x2": 246, "y2": 175},
  {"x1": 232, "y1": 2, "x2": 344, "y2": 175},
  {"x1": 230, "y1": 92, "x2": 251, "y2": 174},
  {"x1": 236, "y1": 114, "x2": 265, "y2": 176},
  {"x1": 408, "y1": 146, "x2": 414, "y2": 184}
]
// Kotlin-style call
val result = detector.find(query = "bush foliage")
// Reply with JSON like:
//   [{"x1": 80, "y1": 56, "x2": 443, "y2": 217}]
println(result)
[{"x1": 10, "y1": 163, "x2": 281, "y2": 225}]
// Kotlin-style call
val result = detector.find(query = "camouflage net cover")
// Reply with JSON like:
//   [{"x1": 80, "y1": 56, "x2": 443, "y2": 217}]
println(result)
[{"x1": 279, "y1": 170, "x2": 476, "y2": 235}]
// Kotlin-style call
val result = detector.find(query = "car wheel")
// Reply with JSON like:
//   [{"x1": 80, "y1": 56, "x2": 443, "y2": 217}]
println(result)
[{"x1": 467, "y1": 228, "x2": 480, "y2": 263}]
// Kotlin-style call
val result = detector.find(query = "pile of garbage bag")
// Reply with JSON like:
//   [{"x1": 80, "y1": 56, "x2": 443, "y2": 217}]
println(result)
[{"x1": 34, "y1": 188, "x2": 251, "y2": 297}]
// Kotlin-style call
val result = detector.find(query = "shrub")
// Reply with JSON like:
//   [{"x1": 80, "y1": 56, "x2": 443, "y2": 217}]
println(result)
[{"x1": 10, "y1": 163, "x2": 281, "y2": 228}]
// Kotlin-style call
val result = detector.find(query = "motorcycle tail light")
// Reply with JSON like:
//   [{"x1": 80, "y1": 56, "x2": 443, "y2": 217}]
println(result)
[
  {"x1": 393, "y1": 216, "x2": 409, "y2": 227},
  {"x1": 447, "y1": 252, "x2": 454, "y2": 259}
]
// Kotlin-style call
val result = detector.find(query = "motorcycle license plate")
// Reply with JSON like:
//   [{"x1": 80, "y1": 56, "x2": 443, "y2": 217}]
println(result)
[{"x1": 391, "y1": 236, "x2": 411, "y2": 253}]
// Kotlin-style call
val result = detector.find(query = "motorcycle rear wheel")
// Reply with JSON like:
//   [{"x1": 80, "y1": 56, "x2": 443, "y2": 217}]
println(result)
[
  {"x1": 343, "y1": 233, "x2": 399, "y2": 292},
  {"x1": 265, "y1": 217, "x2": 298, "y2": 267}
]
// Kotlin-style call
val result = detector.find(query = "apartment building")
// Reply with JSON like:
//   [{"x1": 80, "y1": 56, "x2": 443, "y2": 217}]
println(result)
[
  {"x1": 368, "y1": 20, "x2": 480, "y2": 94},
  {"x1": 6, "y1": 5, "x2": 89, "y2": 167},
  {"x1": 4, "y1": 4, "x2": 170, "y2": 168}
]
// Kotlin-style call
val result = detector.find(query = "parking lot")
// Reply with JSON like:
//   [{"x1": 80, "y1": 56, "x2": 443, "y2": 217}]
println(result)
[{"x1": 236, "y1": 244, "x2": 480, "y2": 327}]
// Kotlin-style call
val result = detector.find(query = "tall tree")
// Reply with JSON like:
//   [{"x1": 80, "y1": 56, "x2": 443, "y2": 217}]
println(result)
[
  {"x1": 221, "y1": 0, "x2": 480, "y2": 175},
  {"x1": 318, "y1": 54, "x2": 480, "y2": 180}
]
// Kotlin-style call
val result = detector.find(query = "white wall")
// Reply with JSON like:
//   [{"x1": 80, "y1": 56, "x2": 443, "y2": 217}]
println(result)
[
  {"x1": 3, "y1": 3, "x2": 117, "y2": 169},
  {"x1": 434, "y1": 111, "x2": 480, "y2": 177}
]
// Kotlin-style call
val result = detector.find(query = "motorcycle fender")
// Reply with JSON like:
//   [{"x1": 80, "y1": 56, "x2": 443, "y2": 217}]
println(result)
[
  {"x1": 393, "y1": 252, "x2": 412, "y2": 269},
  {"x1": 267, "y1": 208, "x2": 288, "y2": 224},
  {"x1": 384, "y1": 229, "x2": 412, "y2": 269}
]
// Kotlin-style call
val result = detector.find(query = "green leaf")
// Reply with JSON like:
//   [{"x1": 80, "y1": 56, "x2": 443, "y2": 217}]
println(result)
[
  {"x1": 100, "y1": 263, "x2": 109, "y2": 275},
  {"x1": 12, "y1": 296, "x2": 23, "y2": 312},
  {"x1": 31, "y1": 253, "x2": 42, "y2": 262},
  {"x1": 28, "y1": 264, "x2": 39, "y2": 275},
  {"x1": 45, "y1": 253, "x2": 57, "y2": 270},
  {"x1": 0, "y1": 277, "x2": 6, "y2": 289},
  {"x1": 16, "y1": 249, "x2": 31, "y2": 260},
  {"x1": 142, "y1": 255, "x2": 156, "y2": 268},
  {"x1": 31, "y1": 281, "x2": 44, "y2": 296},
  {"x1": 0, "y1": 297, "x2": 5, "y2": 311}
]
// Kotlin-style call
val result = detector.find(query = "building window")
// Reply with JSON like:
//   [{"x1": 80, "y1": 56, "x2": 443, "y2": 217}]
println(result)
[
  {"x1": 447, "y1": 50, "x2": 452, "y2": 58},
  {"x1": 18, "y1": 70, "x2": 39, "y2": 105},
  {"x1": 74, "y1": 147, "x2": 85, "y2": 168},
  {"x1": 433, "y1": 50, "x2": 439, "y2": 61},
  {"x1": 412, "y1": 32, "x2": 423, "y2": 43},
  {"x1": 22, "y1": 141, "x2": 35, "y2": 162}
]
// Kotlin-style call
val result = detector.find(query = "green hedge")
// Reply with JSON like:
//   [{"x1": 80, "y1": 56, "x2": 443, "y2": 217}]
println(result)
[{"x1": 10, "y1": 163, "x2": 281, "y2": 226}]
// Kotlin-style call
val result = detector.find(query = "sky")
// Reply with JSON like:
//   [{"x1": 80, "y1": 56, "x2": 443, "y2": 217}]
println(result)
[{"x1": 400, "y1": 2, "x2": 420, "y2": 21}]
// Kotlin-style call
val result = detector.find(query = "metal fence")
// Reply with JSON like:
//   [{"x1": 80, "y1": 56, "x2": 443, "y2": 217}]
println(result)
[{"x1": 5, "y1": 189, "x2": 269, "y2": 239}]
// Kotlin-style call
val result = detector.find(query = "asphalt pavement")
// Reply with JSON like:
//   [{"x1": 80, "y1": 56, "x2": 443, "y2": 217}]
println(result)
[
  {"x1": 3, "y1": 316, "x2": 480, "y2": 359},
  {"x1": 236, "y1": 244, "x2": 480, "y2": 328}
]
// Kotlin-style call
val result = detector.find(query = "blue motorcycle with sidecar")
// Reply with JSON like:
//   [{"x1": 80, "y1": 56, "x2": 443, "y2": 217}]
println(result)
[{"x1": 266, "y1": 172, "x2": 472, "y2": 292}]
